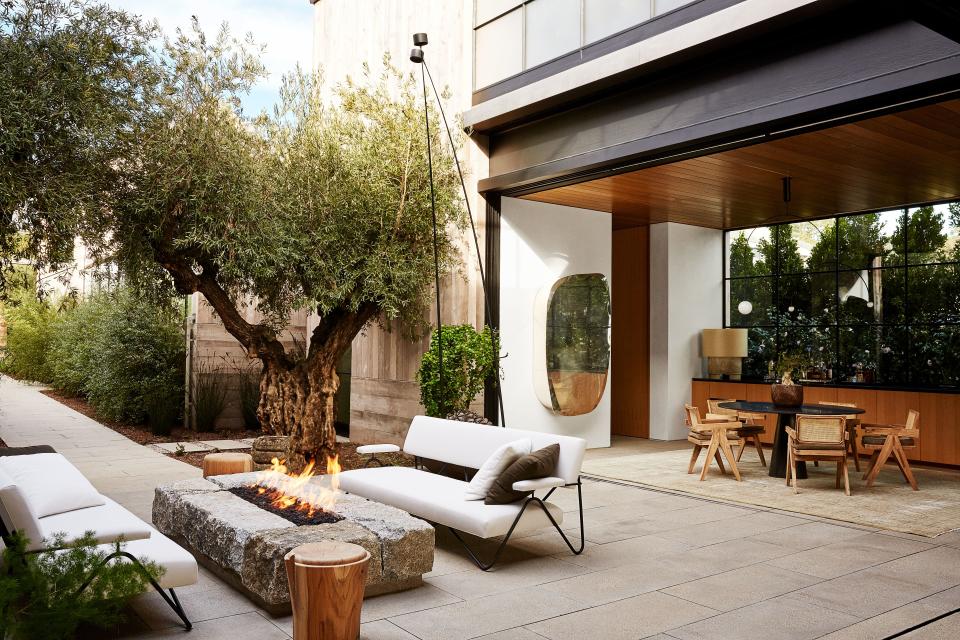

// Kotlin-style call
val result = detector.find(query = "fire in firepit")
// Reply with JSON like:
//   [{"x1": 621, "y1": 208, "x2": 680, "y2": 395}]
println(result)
[{"x1": 229, "y1": 456, "x2": 344, "y2": 526}]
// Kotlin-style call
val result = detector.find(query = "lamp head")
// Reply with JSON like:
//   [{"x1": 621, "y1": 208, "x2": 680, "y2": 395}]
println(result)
[
  {"x1": 413, "y1": 32, "x2": 428, "y2": 47},
  {"x1": 410, "y1": 47, "x2": 424, "y2": 63}
]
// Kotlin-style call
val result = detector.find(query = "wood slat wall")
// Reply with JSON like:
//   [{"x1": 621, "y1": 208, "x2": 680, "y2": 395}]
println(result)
[
  {"x1": 691, "y1": 380, "x2": 960, "y2": 465},
  {"x1": 611, "y1": 227, "x2": 650, "y2": 438}
]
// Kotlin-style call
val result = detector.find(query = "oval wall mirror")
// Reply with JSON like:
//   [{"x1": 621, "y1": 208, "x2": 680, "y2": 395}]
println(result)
[{"x1": 533, "y1": 273, "x2": 611, "y2": 416}]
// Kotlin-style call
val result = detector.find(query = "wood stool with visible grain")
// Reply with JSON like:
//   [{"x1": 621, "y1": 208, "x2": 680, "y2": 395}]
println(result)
[
  {"x1": 285, "y1": 541, "x2": 370, "y2": 640},
  {"x1": 201, "y1": 452, "x2": 254, "y2": 478}
]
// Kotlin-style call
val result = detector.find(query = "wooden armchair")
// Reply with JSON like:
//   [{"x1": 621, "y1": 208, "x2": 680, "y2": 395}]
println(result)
[
  {"x1": 818, "y1": 401, "x2": 862, "y2": 472},
  {"x1": 707, "y1": 398, "x2": 766, "y2": 467},
  {"x1": 859, "y1": 410, "x2": 920, "y2": 490},
  {"x1": 787, "y1": 415, "x2": 850, "y2": 496},
  {"x1": 684, "y1": 404, "x2": 742, "y2": 482}
]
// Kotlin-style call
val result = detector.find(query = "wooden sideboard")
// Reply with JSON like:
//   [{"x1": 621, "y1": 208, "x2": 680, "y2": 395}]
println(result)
[{"x1": 691, "y1": 380, "x2": 960, "y2": 466}]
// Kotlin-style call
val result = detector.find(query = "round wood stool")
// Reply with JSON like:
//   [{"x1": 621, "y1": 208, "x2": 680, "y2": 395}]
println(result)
[
  {"x1": 285, "y1": 541, "x2": 370, "y2": 640},
  {"x1": 201, "y1": 452, "x2": 254, "y2": 478}
]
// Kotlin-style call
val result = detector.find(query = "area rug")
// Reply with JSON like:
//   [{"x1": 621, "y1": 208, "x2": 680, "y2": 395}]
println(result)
[{"x1": 582, "y1": 449, "x2": 960, "y2": 538}]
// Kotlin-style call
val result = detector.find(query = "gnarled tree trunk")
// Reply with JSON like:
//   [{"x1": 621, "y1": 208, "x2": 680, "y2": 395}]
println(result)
[{"x1": 257, "y1": 357, "x2": 340, "y2": 468}]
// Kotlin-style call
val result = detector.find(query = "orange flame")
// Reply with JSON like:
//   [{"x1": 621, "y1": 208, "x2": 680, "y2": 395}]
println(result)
[{"x1": 253, "y1": 454, "x2": 341, "y2": 516}]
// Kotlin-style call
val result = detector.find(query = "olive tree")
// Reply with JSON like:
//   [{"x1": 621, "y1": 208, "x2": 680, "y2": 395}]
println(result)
[
  {"x1": 0, "y1": 0, "x2": 158, "y2": 290},
  {"x1": 102, "y1": 26, "x2": 464, "y2": 461}
]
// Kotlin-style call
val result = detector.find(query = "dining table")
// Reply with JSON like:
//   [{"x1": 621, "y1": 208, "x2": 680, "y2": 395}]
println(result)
[{"x1": 717, "y1": 401, "x2": 866, "y2": 479}]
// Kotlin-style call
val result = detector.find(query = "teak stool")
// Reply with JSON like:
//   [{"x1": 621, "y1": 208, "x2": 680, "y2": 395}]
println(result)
[
  {"x1": 285, "y1": 541, "x2": 371, "y2": 640},
  {"x1": 202, "y1": 452, "x2": 254, "y2": 478}
]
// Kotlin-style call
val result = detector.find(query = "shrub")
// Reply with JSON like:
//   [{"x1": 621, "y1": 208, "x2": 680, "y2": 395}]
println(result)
[
  {"x1": 192, "y1": 358, "x2": 227, "y2": 431},
  {"x1": 416, "y1": 324, "x2": 499, "y2": 418},
  {"x1": 48, "y1": 289, "x2": 185, "y2": 423},
  {"x1": 0, "y1": 291, "x2": 57, "y2": 382},
  {"x1": 236, "y1": 366, "x2": 261, "y2": 430},
  {"x1": 0, "y1": 532, "x2": 162, "y2": 640}
]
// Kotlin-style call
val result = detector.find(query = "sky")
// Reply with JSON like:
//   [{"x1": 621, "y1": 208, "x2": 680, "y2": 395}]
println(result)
[{"x1": 106, "y1": 0, "x2": 314, "y2": 114}]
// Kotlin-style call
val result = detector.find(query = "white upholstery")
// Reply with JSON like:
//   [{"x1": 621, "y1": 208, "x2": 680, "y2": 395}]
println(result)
[
  {"x1": 463, "y1": 438, "x2": 531, "y2": 500},
  {"x1": 38, "y1": 496, "x2": 153, "y2": 545},
  {"x1": 112, "y1": 528, "x2": 199, "y2": 589},
  {"x1": 0, "y1": 453, "x2": 105, "y2": 517},
  {"x1": 512, "y1": 477, "x2": 566, "y2": 492},
  {"x1": 339, "y1": 466, "x2": 563, "y2": 538},
  {"x1": 0, "y1": 468, "x2": 45, "y2": 550},
  {"x1": 402, "y1": 416, "x2": 587, "y2": 484},
  {"x1": 356, "y1": 444, "x2": 400, "y2": 455}
]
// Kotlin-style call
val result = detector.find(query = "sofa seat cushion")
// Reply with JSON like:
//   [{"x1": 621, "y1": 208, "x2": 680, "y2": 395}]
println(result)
[
  {"x1": 339, "y1": 467, "x2": 563, "y2": 539},
  {"x1": 38, "y1": 497, "x2": 152, "y2": 545},
  {"x1": 0, "y1": 468, "x2": 45, "y2": 549},
  {"x1": 862, "y1": 435, "x2": 916, "y2": 447},
  {"x1": 117, "y1": 528, "x2": 198, "y2": 589},
  {"x1": 0, "y1": 453, "x2": 105, "y2": 517}
]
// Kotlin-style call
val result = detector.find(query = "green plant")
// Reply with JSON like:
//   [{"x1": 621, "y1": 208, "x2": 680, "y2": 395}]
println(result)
[
  {"x1": 47, "y1": 288, "x2": 185, "y2": 423},
  {"x1": 0, "y1": 532, "x2": 161, "y2": 640},
  {"x1": 417, "y1": 325, "x2": 500, "y2": 418},
  {"x1": 0, "y1": 291, "x2": 57, "y2": 382},
  {"x1": 174, "y1": 443, "x2": 186, "y2": 457},
  {"x1": 192, "y1": 359, "x2": 227, "y2": 431},
  {"x1": 776, "y1": 354, "x2": 808, "y2": 382},
  {"x1": 237, "y1": 366, "x2": 261, "y2": 430},
  {"x1": 145, "y1": 385, "x2": 181, "y2": 436}
]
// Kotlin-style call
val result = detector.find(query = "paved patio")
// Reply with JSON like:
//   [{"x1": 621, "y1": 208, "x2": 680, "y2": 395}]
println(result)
[{"x1": 1, "y1": 376, "x2": 959, "y2": 639}]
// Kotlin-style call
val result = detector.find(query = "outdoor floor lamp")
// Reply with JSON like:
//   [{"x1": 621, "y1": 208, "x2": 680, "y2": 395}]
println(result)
[{"x1": 410, "y1": 33, "x2": 506, "y2": 426}]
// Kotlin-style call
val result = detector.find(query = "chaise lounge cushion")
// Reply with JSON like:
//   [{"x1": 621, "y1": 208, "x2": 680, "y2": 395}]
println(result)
[
  {"x1": 38, "y1": 496, "x2": 153, "y2": 545},
  {"x1": 0, "y1": 453, "x2": 105, "y2": 518},
  {"x1": 339, "y1": 466, "x2": 563, "y2": 539},
  {"x1": 110, "y1": 527, "x2": 199, "y2": 589},
  {"x1": 0, "y1": 468, "x2": 45, "y2": 548}
]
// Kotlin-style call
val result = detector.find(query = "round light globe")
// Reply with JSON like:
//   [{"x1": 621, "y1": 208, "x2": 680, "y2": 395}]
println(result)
[
  {"x1": 788, "y1": 305, "x2": 795, "y2": 312},
  {"x1": 867, "y1": 301, "x2": 874, "y2": 308},
  {"x1": 737, "y1": 300, "x2": 753, "y2": 315}
]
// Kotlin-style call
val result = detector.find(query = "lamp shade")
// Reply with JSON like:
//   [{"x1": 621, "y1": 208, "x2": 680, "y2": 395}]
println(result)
[{"x1": 702, "y1": 328, "x2": 748, "y2": 358}]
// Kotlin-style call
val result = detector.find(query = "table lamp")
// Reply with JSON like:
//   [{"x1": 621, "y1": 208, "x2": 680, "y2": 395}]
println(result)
[{"x1": 702, "y1": 329, "x2": 748, "y2": 380}]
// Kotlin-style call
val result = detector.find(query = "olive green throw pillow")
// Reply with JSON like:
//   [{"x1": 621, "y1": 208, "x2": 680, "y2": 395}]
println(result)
[{"x1": 484, "y1": 444, "x2": 560, "y2": 505}]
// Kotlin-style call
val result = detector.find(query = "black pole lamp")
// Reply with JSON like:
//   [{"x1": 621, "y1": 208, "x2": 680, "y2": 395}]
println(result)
[{"x1": 410, "y1": 33, "x2": 506, "y2": 426}]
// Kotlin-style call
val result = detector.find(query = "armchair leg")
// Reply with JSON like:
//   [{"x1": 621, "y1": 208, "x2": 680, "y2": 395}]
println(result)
[
  {"x1": 754, "y1": 437, "x2": 767, "y2": 467},
  {"x1": 842, "y1": 456, "x2": 851, "y2": 496},
  {"x1": 688, "y1": 445, "x2": 702, "y2": 474},
  {"x1": 892, "y1": 444, "x2": 919, "y2": 491},
  {"x1": 865, "y1": 437, "x2": 895, "y2": 487},
  {"x1": 863, "y1": 450, "x2": 881, "y2": 480}
]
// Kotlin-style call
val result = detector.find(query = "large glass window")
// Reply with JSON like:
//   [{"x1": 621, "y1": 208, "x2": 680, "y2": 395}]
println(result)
[
  {"x1": 525, "y1": 0, "x2": 581, "y2": 68},
  {"x1": 724, "y1": 203, "x2": 960, "y2": 388}
]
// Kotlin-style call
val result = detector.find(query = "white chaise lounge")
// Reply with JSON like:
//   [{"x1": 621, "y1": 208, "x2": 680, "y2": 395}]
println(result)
[
  {"x1": 0, "y1": 446, "x2": 197, "y2": 629},
  {"x1": 340, "y1": 416, "x2": 587, "y2": 570}
]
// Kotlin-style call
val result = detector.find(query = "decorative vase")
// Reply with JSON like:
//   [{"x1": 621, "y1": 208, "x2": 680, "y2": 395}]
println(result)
[{"x1": 771, "y1": 383, "x2": 803, "y2": 407}]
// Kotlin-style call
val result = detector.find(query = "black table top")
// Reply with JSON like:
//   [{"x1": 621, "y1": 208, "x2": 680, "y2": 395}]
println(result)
[{"x1": 718, "y1": 401, "x2": 866, "y2": 416}]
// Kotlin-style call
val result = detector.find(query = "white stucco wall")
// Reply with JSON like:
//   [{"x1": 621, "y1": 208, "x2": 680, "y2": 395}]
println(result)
[
  {"x1": 648, "y1": 222, "x2": 723, "y2": 440},
  {"x1": 499, "y1": 197, "x2": 612, "y2": 448}
]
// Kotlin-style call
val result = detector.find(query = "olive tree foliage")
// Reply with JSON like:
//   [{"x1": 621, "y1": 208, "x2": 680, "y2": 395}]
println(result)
[
  {"x1": 0, "y1": 0, "x2": 158, "y2": 293},
  {"x1": 100, "y1": 24, "x2": 465, "y2": 460}
]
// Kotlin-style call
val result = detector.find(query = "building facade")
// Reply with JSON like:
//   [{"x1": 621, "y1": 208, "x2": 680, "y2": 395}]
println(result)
[{"x1": 296, "y1": 1, "x2": 960, "y2": 460}]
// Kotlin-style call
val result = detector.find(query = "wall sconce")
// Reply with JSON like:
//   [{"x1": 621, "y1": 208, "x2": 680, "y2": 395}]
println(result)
[{"x1": 702, "y1": 328, "x2": 748, "y2": 380}]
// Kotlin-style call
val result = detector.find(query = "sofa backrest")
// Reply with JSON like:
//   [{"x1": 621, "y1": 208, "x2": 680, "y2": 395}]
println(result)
[{"x1": 402, "y1": 416, "x2": 587, "y2": 485}]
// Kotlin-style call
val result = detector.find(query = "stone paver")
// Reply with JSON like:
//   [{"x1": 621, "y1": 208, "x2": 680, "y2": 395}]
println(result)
[
  {"x1": 151, "y1": 441, "x2": 213, "y2": 454},
  {"x1": 2, "y1": 376, "x2": 959, "y2": 639}
]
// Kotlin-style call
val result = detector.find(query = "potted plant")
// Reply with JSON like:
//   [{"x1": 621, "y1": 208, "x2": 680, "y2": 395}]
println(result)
[
  {"x1": 0, "y1": 532, "x2": 161, "y2": 640},
  {"x1": 771, "y1": 355, "x2": 806, "y2": 406},
  {"x1": 417, "y1": 324, "x2": 500, "y2": 423}
]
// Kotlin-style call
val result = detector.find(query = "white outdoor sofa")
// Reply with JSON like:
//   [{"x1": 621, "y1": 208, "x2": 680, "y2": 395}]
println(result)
[
  {"x1": 0, "y1": 446, "x2": 197, "y2": 629},
  {"x1": 340, "y1": 416, "x2": 587, "y2": 570}
]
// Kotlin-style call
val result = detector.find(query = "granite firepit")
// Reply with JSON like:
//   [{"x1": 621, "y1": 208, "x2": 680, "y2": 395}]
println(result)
[{"x1": 153, "y1": 473, "x2": 434, "y2": 613}]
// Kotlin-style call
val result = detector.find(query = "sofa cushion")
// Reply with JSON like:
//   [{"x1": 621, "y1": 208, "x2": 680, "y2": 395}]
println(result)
[
  {"x1": 0, "y1": 453, "x2": 105, "y2": 518},
  {"x1": 402, "y1": 416, "x2": 587, "y2": 484},
  {"x1": 486, "y1": 444, "x2": 560, "y2": 505},
  {"x1": 0, "y1": 468, "x2": 45, "y2": 549},
  {"x1": 38, "y1": 496, "x2": 152, "y2": 545},
  {"x1": 340, "y1": 466, "x2": 564, "y2": 539},
  {"x1": 463, "y1": 439, "x2": 531, "y2": 500}
]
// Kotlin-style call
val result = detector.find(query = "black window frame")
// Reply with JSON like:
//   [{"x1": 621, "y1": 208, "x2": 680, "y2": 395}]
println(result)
[{"x1": 723, "y1": 202, "x2": 960, "y2": 389}]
